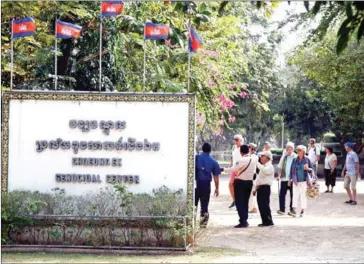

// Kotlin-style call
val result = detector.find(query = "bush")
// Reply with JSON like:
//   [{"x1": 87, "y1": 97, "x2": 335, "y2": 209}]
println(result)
[{"x1": 1, "y1": 184, "x2": 187, "y2": 245}]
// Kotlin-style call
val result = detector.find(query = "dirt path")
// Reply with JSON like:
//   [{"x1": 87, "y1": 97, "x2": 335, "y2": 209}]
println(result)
[{"x1": 195, "y1": 176, "x2": 364, "y2": 263}]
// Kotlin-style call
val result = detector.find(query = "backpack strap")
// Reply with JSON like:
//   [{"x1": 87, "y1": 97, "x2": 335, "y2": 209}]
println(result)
[{"x1": 238, "y1": 158, "x2": 252, "y2": 177}]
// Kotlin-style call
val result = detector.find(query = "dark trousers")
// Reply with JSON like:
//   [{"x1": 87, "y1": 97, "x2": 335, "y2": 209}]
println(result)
[
  {"x1": 257, "y1": 185, "x2": 274, "y2": 225},
  {"x1": 234, "y1": 179, "x2": 253, "y2": 225},
  {"x1": 195, "y1": 182, "x2": 211, "y2": 216},
  {"x1": 324, "y1": 169, "x2": 336, "y2": 187},
  {"x1": 279, "y1": 181, "x2": 293, "y2": 213}
]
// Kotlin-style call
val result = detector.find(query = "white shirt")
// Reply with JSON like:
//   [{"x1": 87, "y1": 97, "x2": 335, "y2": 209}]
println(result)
[
  {"x1": 255, "y1": 161, "x2": 274, "y2": 188},
  {"x1": 308, "y1": 145, "x2": 320, "y2": 164},
  {"x1": 225, "y1": 154, "x2": 257, "y2": 181},
  {"x1": 324, "y1": 153, "x2": 337, "y2": 170},
  {"x1": 232, "y1": 145, "x2": 242, "y2": 166}
]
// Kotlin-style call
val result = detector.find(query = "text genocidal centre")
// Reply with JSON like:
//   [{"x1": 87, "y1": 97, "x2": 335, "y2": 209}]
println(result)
[{"x1": 35, "y1": 119, "x2": 161, "y2": 185}]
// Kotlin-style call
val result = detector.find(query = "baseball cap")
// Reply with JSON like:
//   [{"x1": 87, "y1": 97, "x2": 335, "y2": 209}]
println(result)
[
  {"x1": 259, "y1": 150, "x2": 273, "y2": 160},
  {"x1": 344, "y1": 142, "x2": 354, "y2": 149}
]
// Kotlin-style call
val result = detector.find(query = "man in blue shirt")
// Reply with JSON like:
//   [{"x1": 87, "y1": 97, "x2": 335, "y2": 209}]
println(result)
[
  {"x1": 195, "y1": 142, "x2": 221, "y2": 228},
  {"x1": 342, "y1": 142, "x2": 361, "y2": 205}
]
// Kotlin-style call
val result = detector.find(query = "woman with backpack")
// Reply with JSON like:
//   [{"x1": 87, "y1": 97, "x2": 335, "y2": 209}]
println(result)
[{"x1": 288, "y1": 145, "x2": 313, "y2": 217}]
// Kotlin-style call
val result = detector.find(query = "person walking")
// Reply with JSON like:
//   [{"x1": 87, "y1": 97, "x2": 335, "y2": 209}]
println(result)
[
  {"x1": 195, "y1": 142, "x2": 221, "y2": 228},
  {"x1": 248, "y1": 143, "x2": 258, "y2": 213},
  {"x1": 308, "y1": 138, "x2": 320, "y2": 177},
  {"x1": 253, "y1": 150, "x2": 274, "y2": 227},
  {"x1": 288, "y1": 145, "x2": 313, "y2": 217},
  {"x1": 324, "y1": 147, "x2": 337, "y2": 193},
  {"x1": 342, "y1": 142, "x2": 360, "y2": 205},
  {"x1": 228, "y1": 134, "x2": 243, "y2": 208},
  {"x1": 277, "y1": 142, "x2": 296, "y2": 215},
  {"x1": 223, "y1": 145, "x2": 257, "y2": 228}
]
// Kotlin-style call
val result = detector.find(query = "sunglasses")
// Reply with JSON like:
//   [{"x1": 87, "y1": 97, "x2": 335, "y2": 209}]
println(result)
[{"x1": 234, "y1": 138, "x2": 239, "y2": 141}]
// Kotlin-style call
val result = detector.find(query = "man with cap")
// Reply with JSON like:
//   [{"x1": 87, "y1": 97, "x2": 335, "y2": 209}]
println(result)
[
  {"x1": 277, "y1": 142, "x2": 297, "y2": 215},
  {"x1": 308, "y1": 138, "x2": 320, "y2": 177},
  {"x1": 342, "y1": 142, "x2": 360, "y2": 205},
  {"x1": 195, "y1": 142, "x2": 221, "y2": 228},
  {"x1": 228, "y1": 134, "x2": 244, "y2": 208},
  {"x1": 223, "y1": 145, "x2": 257, "y2": 228},
  {"x1": 253, "y1": 150, "x2": 274, "y2": 227}
]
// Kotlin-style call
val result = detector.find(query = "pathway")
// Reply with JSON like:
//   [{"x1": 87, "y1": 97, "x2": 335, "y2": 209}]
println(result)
[{"x1": 195, "y1": 176, "x2": 364, "y2": 263}]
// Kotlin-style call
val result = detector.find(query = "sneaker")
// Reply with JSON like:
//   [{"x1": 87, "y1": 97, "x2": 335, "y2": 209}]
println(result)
[
  {"x1": 258, "y1": 223, "x2": 274, "y2": 227},
  {"x1": 351, "y1": 201, "x2": 357, "y2": 205},
  {"x1": 277, "y1": 210, "x2": 285, "y2": 215},
  {"x1": 200, "y1": 213, "x2": 209, "y2": 227},
  {"x1": 324, "y1": 190, "x2": 330, "y2": 193},
  {"x1": 229, "y1": 201, "x2": 235, "y2": 208},
  {"x1": 234, "y1": 223, "x2": 249, "y2": 228},
  {"x1": 288, "y1": 211, "x2": 297, "y2": 217},
  {"x1": 345, "y1": 200, "x2": 353, "y2": 204}
]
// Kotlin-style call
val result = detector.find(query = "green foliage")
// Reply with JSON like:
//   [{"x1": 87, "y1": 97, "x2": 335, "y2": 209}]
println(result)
[
  {"x1": 1, "y1": 191, "x2": 48, "y2": 243},
  {"x1": 290, "y1": 30, "x2": 364, "y2": 146},
  {"x1": 1, "y1": 184, "x2": 187, "y2": 245},
  {"x1": 1, "y1": 1, "x2": 252, "y2": 129}
]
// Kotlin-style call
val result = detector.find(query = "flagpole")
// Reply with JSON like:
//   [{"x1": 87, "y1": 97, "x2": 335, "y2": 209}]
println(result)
[
  {"x1": 143, "y1": 24, "x2": 146, "y2": 93},
  {"x1": 10, "y1": 18, "x2": 14, "y2": 90},
  {"x1": 54, "y1": 18, "x2": 58, "y2": 91},
  {"x1": 187, "y1": 21, "x2": 191, "y2": 93},
  {"x1": 99, "y1": 2, "x2": 102, "y2": 93}
]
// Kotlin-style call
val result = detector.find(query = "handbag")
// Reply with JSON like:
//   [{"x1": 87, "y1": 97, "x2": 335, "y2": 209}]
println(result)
[{"x1": 306, "y1": 168, "x2": 320, "y2": 199}]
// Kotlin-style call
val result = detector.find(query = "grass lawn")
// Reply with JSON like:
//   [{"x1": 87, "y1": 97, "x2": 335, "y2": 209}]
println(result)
[{"x1": 2, "y1": 247, "x2": 242, "y2": 263}]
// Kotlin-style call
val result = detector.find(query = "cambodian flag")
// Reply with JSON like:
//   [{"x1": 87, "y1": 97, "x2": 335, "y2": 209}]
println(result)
[
  {"x1": 101, "y1": 1, "x2": 124, "y2": 16},
  {"x1": 189, "y1": 26, "x2": 203, "y2": 52},
  {"x1": 56, "y1": 20, "x2": 82, "y2": 39},
  {"x1": 144, "y1": 23, "x2": 169, "y2": 40},
  {"x1": 12, "y1": 17, "x2": 36, "y2": 38}
]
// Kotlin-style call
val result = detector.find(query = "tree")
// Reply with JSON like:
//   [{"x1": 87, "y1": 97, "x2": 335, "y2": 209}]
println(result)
[
  {"x1": 1, "y1": 1, "x2": 252, "y2": 130},
  {"x1": 289, "y1": 30, "x2": 364, "y2": 149},
  {"x1": 219, "y1": 1, "x2": 364, "y2": 54}
]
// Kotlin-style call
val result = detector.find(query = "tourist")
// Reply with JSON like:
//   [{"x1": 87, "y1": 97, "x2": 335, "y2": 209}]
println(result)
[
  {"x1": 277, "y1": 142, "x2": 296, "y2": 215},
  {"x1": 324, "y1": 147, "x2": 337, "y2": 193},
  {"x1": 223, "y1": 145, "x2": 257, "y2": 228},
  {"x1": 195, "y1": 142, "x2": 221, "y2": 228},
  {"x1": 253, "y1": 150, "x2": 274, "y2": 227},
  {"x1": 228, "y1": 134, "x2": 243, "y2": 208},
  {"x1": 342, "y1": 142, "x2": 360, "y2": 205},
  {"x1": 288, "y1": 145, "x2": 313, "y2": 217},
  {"x1": 308, "y1": 138, "x2": 320, "y2": 177},
  {"x1": 248, "y1": 143, "x2": 258, "y2": 213}
]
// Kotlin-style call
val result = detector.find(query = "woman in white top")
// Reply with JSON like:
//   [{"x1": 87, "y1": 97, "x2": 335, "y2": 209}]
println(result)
[
  {"x1": 228, "y1": 135, "x2": 243, "y2": 208},
  {"x1": 324, "y1": 147, "x2": 337, "y2": 193}
]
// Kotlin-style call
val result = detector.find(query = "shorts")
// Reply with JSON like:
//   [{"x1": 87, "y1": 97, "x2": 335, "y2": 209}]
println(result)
[{"x1": 344, "y1": 174, "x2": 357, "y2": 190}]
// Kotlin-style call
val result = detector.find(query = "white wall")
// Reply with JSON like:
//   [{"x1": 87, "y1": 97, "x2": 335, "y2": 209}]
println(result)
[{"x1": 7, "y1": 99, "x2": 190, "y2": 195}]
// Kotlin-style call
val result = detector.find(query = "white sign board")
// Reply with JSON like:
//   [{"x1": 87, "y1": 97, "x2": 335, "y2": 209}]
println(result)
[{"x1": 2, "y1": 92, "x2": 195, "y2": 196}]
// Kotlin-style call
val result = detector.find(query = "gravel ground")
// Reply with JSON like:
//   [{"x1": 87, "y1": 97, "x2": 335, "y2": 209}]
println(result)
[{"x1": 195, "y1": 176, "x2": 364, "y2": 263}]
